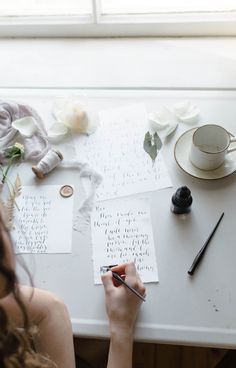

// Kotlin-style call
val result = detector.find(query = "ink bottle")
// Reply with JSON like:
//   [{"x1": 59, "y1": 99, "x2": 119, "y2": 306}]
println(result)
[{"x1": 171, "y1": 186, "x2": 193, "y2": 214}]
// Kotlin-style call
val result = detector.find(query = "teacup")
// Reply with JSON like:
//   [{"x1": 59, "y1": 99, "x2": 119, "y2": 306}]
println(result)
[{"x1": 189, "y1": 124, "x2": 236, "y2": 171}]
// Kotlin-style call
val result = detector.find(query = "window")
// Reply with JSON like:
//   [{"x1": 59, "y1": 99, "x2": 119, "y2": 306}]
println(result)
[
  {"x1": 101, "y1": 0, "x2": 236, "y2": 14},
  {"x1": 0, "y1": 0, "x2": 236, "y2": 37},
  {"x1": 0, "y1": 0, "x2": 91, "y2": 16}
]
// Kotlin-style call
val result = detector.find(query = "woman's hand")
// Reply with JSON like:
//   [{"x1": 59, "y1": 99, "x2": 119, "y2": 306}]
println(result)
[
  {"x1": 101, "y1": 262, "x2": 146, "y2": 335},
  {"x1": 102, "y1": 263, "x2": 145, "y2": 368}
]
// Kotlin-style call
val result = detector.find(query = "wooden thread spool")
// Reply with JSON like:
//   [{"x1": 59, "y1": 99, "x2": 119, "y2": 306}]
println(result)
[{"x1": 32, "y1": 149, "x2": 63, "y2": 179}]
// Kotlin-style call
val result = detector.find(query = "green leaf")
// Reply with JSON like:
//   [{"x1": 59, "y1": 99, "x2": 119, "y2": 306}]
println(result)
[
  {"x1": 2, "y1": 143, "x2": 24, "y2": 183},
  {"x1": 153, "y1": 132, "x2": 162, "y2": 150},
  {"x1": 143, "y1": 131, "x2": 162, "y2": 163}
]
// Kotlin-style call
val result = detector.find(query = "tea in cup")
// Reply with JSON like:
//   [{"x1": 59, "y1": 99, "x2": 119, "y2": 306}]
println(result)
[{"x1": 189, "y1": 124, "x2": 236, "y2": 171}]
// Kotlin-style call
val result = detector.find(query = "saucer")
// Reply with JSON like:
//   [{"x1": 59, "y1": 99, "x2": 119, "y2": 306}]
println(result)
[{"x1": 174, "y1": 128, "x2": 236, "y2": 180}]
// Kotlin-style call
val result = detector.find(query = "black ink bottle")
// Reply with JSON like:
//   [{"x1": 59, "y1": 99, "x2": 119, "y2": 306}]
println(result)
[{"x1": 171, "y1": 186, "x2": 193, "y2": 214}]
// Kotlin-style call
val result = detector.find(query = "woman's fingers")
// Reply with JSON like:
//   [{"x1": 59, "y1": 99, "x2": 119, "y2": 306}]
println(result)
[
  {"x1": 125, "y1": 262, "x2": 137, "y2": 277},
  {"x1": 125, "y1": 263, "x2": 146, "y2": 297},
  {"x1": 103, "y1": 263, "x2": 146, "y2": 297},
  {"x1": 111, "y1": 264, "x2": 127, "y2": 275},
  {"x1": 111, "y1": 262, "x2": 136, "y2": 279},
  {"x1": 101, "y1": 271, "x2": 114, "y2": 293},
  {"x1": 116, "y1": 263, "x2": 145, "y2": 296}
]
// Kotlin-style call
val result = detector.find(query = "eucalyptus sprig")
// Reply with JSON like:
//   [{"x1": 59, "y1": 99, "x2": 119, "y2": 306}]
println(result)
[
  {"x1": 143, "y1": 131, "x2": 162, "y2": 164},
  {"x1": 1, "y1": 142, "x2": 24, "y2": 184}
]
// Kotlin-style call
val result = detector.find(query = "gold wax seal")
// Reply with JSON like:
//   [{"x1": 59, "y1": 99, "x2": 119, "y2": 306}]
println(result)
[{"x1": 60, "y1": 185, "x2": 74, "y2": 198}]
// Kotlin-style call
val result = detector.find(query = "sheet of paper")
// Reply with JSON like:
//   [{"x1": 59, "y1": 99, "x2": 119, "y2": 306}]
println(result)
[
  {"x1": 75, "y1": 104, "x2": 172, "y2": 201},
  {"x1": 11, "y1": 185, "x2": 74, "y2": 254},
  {"x1": 91, "y1": 197, "x2": 158, "y2": 284}
]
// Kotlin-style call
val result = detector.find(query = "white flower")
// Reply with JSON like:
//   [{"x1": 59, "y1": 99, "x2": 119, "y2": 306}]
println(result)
[
  {"x1": 149, "y1": 106, "x2": 174, "y2": 130},
  {"x1": 174, "y1": 100, "x2": 199, "y2": 124},
  {"x1": 56, "y1": 102, "x2": 88, "y2": 132},
  {"x1": 47, "y1": 122, "x2": 69, "y2": 142},
  {"x1": 149, "y1": 106, "x2": 178, "y2": 139},
  {"x1": 52, "y1": 99, "x2": 98, "y2": 136},
  {"x1": 5, "y1": 142, "x2": 25, "y2": 158},
  {"x1": 14, "y1": 142, "x2": 25, "y2": 153}
]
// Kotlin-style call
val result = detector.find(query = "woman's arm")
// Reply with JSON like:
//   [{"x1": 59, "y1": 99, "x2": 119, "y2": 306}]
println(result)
[
  {"x1": 1, "y1": 285, "x2": 76, "y2": 368},
  {"x1": 101, "y1": 263, "x2": 146, "y2": 368}
]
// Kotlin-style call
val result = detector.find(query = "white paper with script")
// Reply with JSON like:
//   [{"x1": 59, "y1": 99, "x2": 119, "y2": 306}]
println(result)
[
  {"x1": 75, "y1": 104, "x2": 172, "y2": 201},
  {"x1": 12, "y1": 185, "x2": 74, "y2": 254},
  {"x1": 91, "y1": 197, "x2": 158, "y2": 284}
]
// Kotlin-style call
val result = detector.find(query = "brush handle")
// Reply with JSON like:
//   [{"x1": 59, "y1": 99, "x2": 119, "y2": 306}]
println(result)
[{"x1": 188, "y1": 212, "x2": 224, "y2": 276}]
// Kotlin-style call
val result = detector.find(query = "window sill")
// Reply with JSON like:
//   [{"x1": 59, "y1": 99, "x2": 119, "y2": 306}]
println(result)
[{"x1": 0, "y1": 37, "x2": 235, "y2": 89}]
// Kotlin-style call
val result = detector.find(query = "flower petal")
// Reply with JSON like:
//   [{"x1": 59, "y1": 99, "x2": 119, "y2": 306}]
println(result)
[
  {"x1": 47, "y1": 122, "x2": 68, "y2": 142},
  {"x1": 12, "y1": 116, "x2": 37, "y2": 137},
  {"x1": 163, "y1": 122, "x2": 178, "y2": 138},
  {"x1": 174, "y1": 100, "x2": 199, "y2": 124},
  {"x1": 149, "y1": 106, "x2": 175, "y2": 130}
]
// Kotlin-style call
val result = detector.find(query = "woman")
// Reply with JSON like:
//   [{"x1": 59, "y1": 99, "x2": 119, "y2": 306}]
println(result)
[{"x1": 0, "y1": 210, "x2": 145, "y2": 367}]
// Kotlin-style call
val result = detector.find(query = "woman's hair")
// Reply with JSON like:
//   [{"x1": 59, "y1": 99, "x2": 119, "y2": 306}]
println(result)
[{"x1": 0, "y1": 214, "x2": 57, "y2": 368}]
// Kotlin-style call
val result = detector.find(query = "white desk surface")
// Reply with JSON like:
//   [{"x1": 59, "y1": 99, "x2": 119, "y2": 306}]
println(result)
[
  {"x1": 4, "y1": 87, "x2": 236, "y2": 349},
  {"x1": 1, "y1": 33, "x2": 236, "y2": 349}
]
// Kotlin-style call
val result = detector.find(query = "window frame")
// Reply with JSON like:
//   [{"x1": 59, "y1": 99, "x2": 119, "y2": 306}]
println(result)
[{"x1": 0, "y1": 0, "x2": 236, "y2": 37}]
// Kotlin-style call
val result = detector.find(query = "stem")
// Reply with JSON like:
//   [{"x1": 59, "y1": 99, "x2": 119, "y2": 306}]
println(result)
[
  {"x1": 2, "y1": 164, "x2": 11, "y2": 183},
  {"x1": 1, "y1": 154, "x2": 20, "y2": 184},
  {"x1": 5, "y1": 178, "x2": 20, "y2": 211}
]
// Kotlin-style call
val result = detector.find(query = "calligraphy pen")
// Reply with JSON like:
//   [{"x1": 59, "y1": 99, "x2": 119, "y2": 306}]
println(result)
[
  {"x1": 101, "y1": 265, "x2": 146, "y2": 302},
  {"x1": 188, "y1": 212, "x2": 224, "y2": 276}
]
